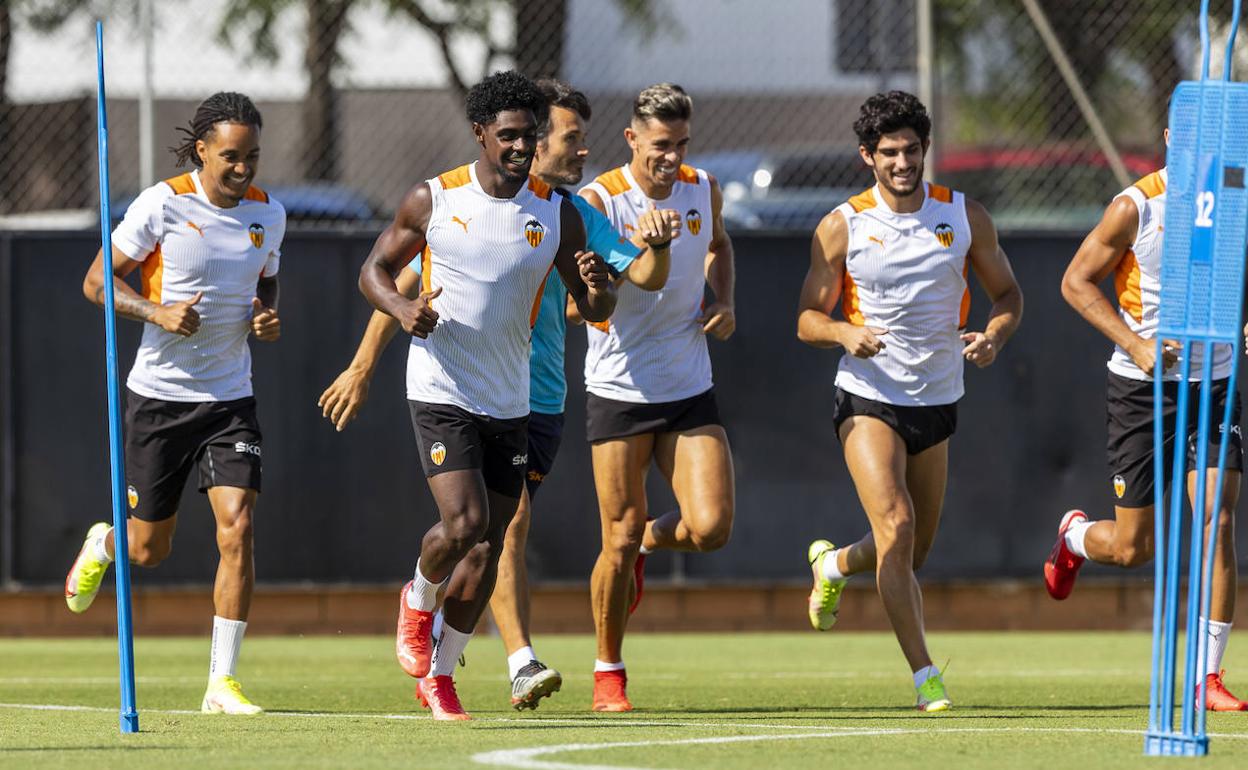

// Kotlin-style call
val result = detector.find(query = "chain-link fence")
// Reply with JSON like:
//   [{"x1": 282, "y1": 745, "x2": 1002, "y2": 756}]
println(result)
[{"x1": 0, "y1": 1, "x2": 1237, "y2": 231}]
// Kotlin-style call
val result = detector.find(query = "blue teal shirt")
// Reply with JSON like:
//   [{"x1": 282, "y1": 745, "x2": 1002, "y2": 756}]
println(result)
[{"x1": 409, "y1": 193, "x2": 639, "y2": 415}]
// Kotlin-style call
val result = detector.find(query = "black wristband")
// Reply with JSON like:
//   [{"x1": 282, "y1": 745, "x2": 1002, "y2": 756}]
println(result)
[{"x1": 650, "y1": 239, "x2": 672, "y2": 250}]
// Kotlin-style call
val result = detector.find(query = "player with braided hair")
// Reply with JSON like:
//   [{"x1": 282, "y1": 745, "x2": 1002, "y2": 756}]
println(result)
[{"x1": 67, "y1": 91, "x2": 284, "y2": 715}]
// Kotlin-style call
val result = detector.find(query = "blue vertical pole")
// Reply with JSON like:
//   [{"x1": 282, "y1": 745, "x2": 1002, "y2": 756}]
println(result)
[{"x1": 95, "y1": 20, "x2": 139, "y2": 735}]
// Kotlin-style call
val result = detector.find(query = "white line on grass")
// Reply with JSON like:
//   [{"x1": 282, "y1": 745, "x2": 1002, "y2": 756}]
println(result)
[{"x1": 470, "y1": 727, "x2": 1248, "y2": 770}]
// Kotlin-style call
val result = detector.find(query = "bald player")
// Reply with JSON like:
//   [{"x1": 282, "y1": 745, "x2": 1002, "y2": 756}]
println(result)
[{"x1": 798, "y1": 91, "x2": 1022, "y2": 712}]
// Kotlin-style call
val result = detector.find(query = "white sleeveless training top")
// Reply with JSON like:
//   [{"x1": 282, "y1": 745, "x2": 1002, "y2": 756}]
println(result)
[
  {"x1": 580, "y1": 163, "x2": 714, "y2": 403},
  {"x1": 405, "y1": 162, "x2": 563, "y2": 419},
  {"x1": 1107, "y1": 168, "x2": 1232, "y2": 382},
  {"x1": 112, "y1": 170, "x2": 285, "y2": 402},
  {"x1": 832, "y1": 182, "x2": 972, "y2": 407}
]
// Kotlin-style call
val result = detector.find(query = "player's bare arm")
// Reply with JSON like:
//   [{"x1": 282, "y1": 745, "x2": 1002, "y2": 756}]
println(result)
[
  {"x1": 319, "y1": 267, "x2": 420, "y2": 431},
  {"x1": 796, "y1": 210, "x2": 888, "y2": 357},
  {"x1": 961, "y1": 199, "x2": 1023, "y2": 368},
  {"x1": 358, "y1": 182, "x2": 441, "y2": 338},
  {"x1": 1061, "y1": 195, "x2": 1177, "y2": 373},
  {"x1": 251, "y1": 276, "x2": 280, "y2": 342},
  {"x1": 700, "y1": 175, "x2": 736, "y2": 340},
  {"x1": 579, "y1": 187, "x2": 677, "y2": 291},
  {"x1": 83, "y1": 245, "x2": 203, "y2": 336},
  {"x1": 554, "y1": 196, "x2": 616, "y2": 323}
]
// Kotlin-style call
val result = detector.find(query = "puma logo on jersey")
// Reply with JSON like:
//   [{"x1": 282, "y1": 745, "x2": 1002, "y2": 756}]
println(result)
[
  {"x1": 867, "y1": 236, "x2": 885, "y2": 247},
  {"x1": 451, "y1": 216, "x2": 471, "y2": 233},
  {"x1": 186, "y1": 221, "x2": 205, "y2": 238}
]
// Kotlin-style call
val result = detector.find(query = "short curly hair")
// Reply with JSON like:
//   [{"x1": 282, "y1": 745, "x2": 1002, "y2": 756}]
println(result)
[
  {"x1": 465, "y1": 70, "x2": 548, "y2": 127},
  {"x1": 853, "y1": 91, "x2": 931, "y2": 154}
]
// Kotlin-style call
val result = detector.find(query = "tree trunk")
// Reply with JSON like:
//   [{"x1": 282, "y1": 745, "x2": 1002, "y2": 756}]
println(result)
[
  {"x1": 515, "y1": 0, "x2": 564, "y2": 81},
  {"x1": 303, "y1": 0, "x2": 351, "y2": 182}
]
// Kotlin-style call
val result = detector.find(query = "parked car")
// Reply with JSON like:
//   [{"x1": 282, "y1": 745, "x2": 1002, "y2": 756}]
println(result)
[
  {"x1": 934, "y1": 146, "x2": 1163, "y2": 232},
  {"x1": 112, "y1": 183, "x2": 380, "y2": 227},
  {"x1": 688, "y1": 147, "x2": 873, "y2": 233}
]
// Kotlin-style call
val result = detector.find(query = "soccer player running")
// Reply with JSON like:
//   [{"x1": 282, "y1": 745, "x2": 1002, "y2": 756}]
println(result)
[
  {"x1": 318, "y1": 78, "x2": 676, "y2": 710},
  {"x1": 358, "y1": 71, "x2": 616, "y2": 721},
  {"x1": 797, "y1": 91, "x2": 1022, "y2": 712},
  {"x1": 579, "y1": 83, "x2": 736, "y2": 712},
  {"x1": 1045, "y1": 141, "x2": 1248, "y2": 710},
  {"x1": 65, "y1": 92, "x2": 285, "y2": 715}
]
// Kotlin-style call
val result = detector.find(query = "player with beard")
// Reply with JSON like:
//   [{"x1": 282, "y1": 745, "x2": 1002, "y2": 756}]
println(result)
[
  {"x1": 358, "y1": 71, "x2": 616, "y2": 720},
  {"x1": 319, "y1": 78, "x2": 675, "y2": 710},
  {"x1": 797, "y1": 91, "x2": 1022, "y2": 711}
]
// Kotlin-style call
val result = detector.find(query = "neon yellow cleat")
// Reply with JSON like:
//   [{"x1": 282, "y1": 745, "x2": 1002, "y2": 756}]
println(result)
[
  {"x1": 65, "y1": 522, "x2": 113, "y2": 614},
  {"x1": 916, "y1": 671, "x2": 952, "y2": 712},
  {"x1": 202, "y1": 675, "x2": 264, "y2": 715},
  {"x1": 807, "y1": 539, "x2": 847, "y2": 631}
]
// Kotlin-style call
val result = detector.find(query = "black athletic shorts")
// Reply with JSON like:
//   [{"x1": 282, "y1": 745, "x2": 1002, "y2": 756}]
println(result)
[
  {"x1": 124, "y1": 391, "x2": 263, "y2": 522},
  {"x1": 408, "y1": 400, "x2": 529, "y2": 498},
  {"x1": 585, "y1": 388, "x2": 722, "y2": 443},
  {"x1": 832, "y1": 388, "x2": 958, "y2": 456},
  {"x1": 1106, "y1": 372, "x2": 1243, "y2": 508},
  {"x1": 525, "y1": 411, "x2": 565, "y2": 498}
]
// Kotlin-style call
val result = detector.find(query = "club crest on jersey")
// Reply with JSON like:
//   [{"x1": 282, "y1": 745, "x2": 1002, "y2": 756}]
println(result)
[
  {"x1": 525, "y1": 219, "x2": 545, "y2": 248},
  {"x1": 934, "y1": 223, "x2": 955, "y2": 248},
  {"x1": 430, "y1": 442, "x2": 447, "y2": 466},
  {"x1": 1113, "y1": 474, "x2": 1126, "y2": 499},
  {"x1": 686, "y1": 208, "x2": 702, "y2": 236},
  {"x1": 248, "y1": 223, "x2": 265, "y2": 249},
  {"x1": 127, "y1": 485, "x2": 139, "y2": 510}
]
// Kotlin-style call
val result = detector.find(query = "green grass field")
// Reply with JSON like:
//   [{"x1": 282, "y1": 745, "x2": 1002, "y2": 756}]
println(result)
[{"x1": 2, "y1": 631, "x2": 1247, "y2": 768}]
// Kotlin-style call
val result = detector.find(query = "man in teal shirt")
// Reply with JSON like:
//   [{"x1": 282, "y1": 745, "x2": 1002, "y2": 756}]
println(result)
[{"x1": 318, "y1": 78, "x2": 677, "y2": 710}]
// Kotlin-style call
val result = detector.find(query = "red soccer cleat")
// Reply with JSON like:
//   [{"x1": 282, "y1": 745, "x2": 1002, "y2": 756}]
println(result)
[
  {"x1": 396, "y1": 581, "x2": 434, "y2": 678},
  {"x1": 417, "y1": 675, "x2": 472, "y2": 721},
  {"x1": 629, "y1": 552, "x2": 647, "y2": 615},
  {"x1": 1044, "y1": 510, "x2": 1087, "y2": 601},
  {"x1": 592, "y1": 669, "x2": 633, "y2": 712},
  {"x1": 1201, "y1": 670, "x2": 1248, "y2": 711}
]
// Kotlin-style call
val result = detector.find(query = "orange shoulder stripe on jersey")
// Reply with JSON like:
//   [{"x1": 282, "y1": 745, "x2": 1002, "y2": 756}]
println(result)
[
  {"x1": 1132, "y1": 170, "x2": 1166, "y2": 199},
  {"x1": 244, "y1": 185, "x2": 269, "y2": 203},
  {"x1": 959, "y1": 257, "x2": 972, "y2": 328},
  {"x1": 438, "y1": 165, "x2": 472, "y2": 190},
  {"x1": 841, "y1": 270, "x2": 865, "y2": 325},
  {"x1": 528, "y1": 176, "x2": 553, "y2": 200},
  {"x1": 928, "y1": 183, "x2": 953, "y2": 203},
  {"x1": 420, "y1": 246, "x2": 432, "y2": 294},
  {"x1": 677, "y1": 164, "x2": 699, "y2": 184},
  {"x1": 596, "y1": 168, "x2": 631, "y2": 197},
  {"x1": 1115, "y1": 249, "x2": 1144, "y2": 323},
  {"x1": 589, "y1": 319, "x2": 610, "y2": 333},
  {"x1": 163, "y1": 173, "x2": 195, "y2": 195},
  {"x1": 141, "y1": 244, "x2": 164, "y2": 303},
  {"x1": 529, "y1": 265, "x2": 555, "y2": 328},
  {"x1": 847, "y1": 187, "x2": 877, "y2": 214}
]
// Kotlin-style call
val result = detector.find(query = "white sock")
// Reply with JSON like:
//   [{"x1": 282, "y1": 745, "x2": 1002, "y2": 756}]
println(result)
[
  {"x1": 92, "y1": 526, "x2": 114, "y2": 564},
  {"x1": 508, "y1": 646, "x2": 537, "y2": 680},
  {"x1": 1064, "y1": 519, "x2": 1093, "y2": 559},
  {"x1": 594, "y1": 659, "x2": 626, "y2": 673},
  {"x1": 432, "y1": 610, "x2": 444, "y2": 641},
  {"x1": 639, "y1": 544, "x2": 652, "y2": 555},
  {"x1": 406, "y1": 559, "x2": 443, "y2": 612},
  {"x1": 821, "y1": 548, "x2": 847, "y2": 581},
  {"x1": 1205, "y1": 618, "x2": 1233, "y2": 676},
  {"x1": 913, "y1": 664, "x2": 940, "y2": 688},
  {"x1": 209, "y1": 616, "x2": 247, "y2": 679},
  {"x1": 430, "y1": 622, "x2": 472, "y2": 678}
]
